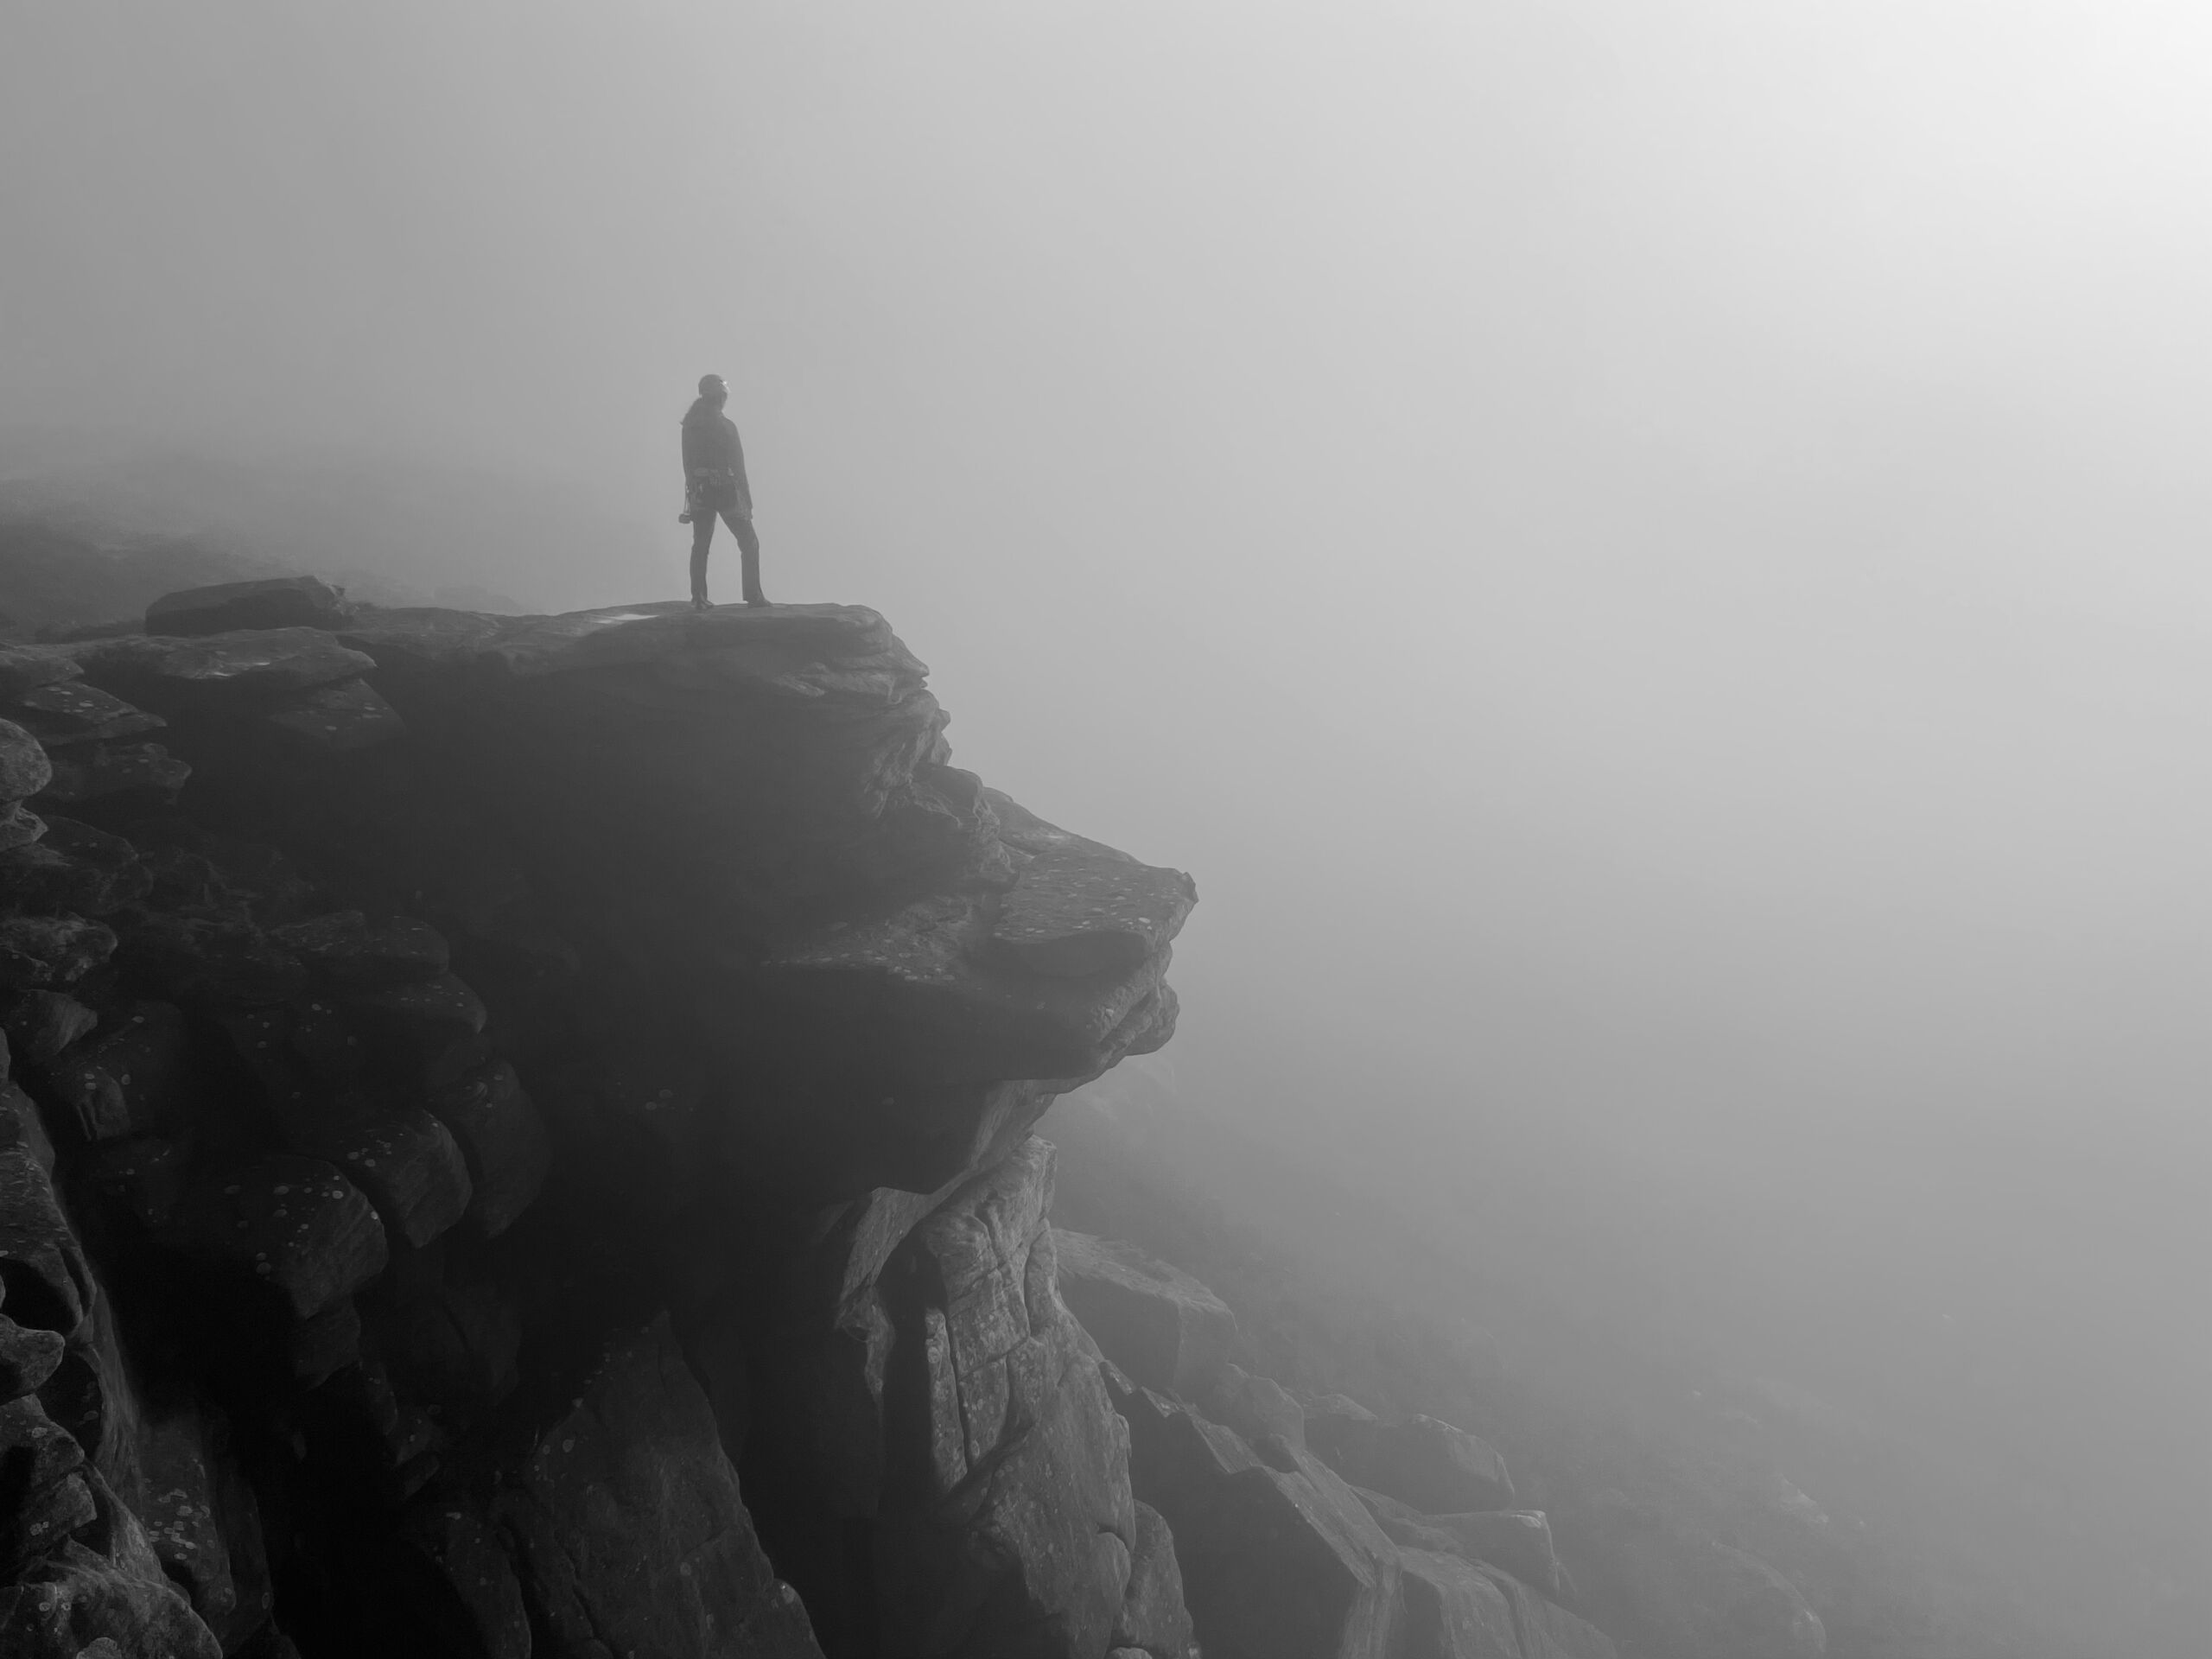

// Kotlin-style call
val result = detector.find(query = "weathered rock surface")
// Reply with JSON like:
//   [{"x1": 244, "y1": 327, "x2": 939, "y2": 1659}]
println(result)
[
  {"x1": 868, "y1": 1138, "x2": 1138, "y2": 1658},
  {"x1": 1053, "y1": 1228, "x2": 1236, "y2": 1400},
  {"x1": 0, "y1": 589, "x2": 1194, "y2": 1659},
  {"x1": 495, "y1": 1315, "x2": 823, "y2": 1659}
]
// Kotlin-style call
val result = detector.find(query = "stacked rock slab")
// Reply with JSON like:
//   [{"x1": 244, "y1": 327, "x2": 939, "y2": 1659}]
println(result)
[{"x1": 0, "y1": 588, "x2": 1197, "y2": 1658}]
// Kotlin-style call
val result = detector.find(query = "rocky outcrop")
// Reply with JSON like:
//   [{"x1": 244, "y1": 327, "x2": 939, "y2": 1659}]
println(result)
[{"x1": 0, "y1": 588, "x2": 1198, "y2": 1657}]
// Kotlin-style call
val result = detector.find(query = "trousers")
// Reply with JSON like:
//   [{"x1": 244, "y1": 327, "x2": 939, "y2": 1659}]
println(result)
[{"x1": 690, "y1": 506, "x2": 765, "y2": 606}]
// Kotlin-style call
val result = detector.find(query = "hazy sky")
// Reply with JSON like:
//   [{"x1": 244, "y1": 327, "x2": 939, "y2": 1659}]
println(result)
[{"x1": 6, "y1": 1, "x2": 2209, "y2": 1633}]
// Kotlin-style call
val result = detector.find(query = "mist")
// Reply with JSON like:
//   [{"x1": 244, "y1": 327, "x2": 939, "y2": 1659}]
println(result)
[{"x1": 6, "y1": 3, "x2": 2208, "y2": 1650}]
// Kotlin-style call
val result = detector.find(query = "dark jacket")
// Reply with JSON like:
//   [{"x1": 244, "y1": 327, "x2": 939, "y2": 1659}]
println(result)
[{"x1": 681, "y1": 397, "x2": 752, "y2": 514}]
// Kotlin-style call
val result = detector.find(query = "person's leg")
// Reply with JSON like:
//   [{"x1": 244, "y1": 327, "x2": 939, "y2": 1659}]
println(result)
[
  {"x1": 690, "y1": 509, "x2": 717, "y2": 607},
  {"x1": 725, "y1": 511, "x2": 767, "y2": 606}
]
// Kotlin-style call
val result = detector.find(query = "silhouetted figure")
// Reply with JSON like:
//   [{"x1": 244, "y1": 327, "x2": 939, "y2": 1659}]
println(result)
[{"x1": 680, "y1": 372, "x2": 766, "y2": 609}]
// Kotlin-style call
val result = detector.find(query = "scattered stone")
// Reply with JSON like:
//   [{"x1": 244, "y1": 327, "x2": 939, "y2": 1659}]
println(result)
[
  {"x1": 0, "y1": 990, "x2": 98, "y2": 1064},
  {"x1": 145, "y1": 577, "x2": 353, "y2": 638},
  {"x1": 424, "y1": 1062, "x2": 550, "y2": 1238},
  {"x1": 162, "y1": 1155, "x2": 387, "y2": 1321},
  {"x1": 1055, "y1": 1228, "x2": 1236, "y2": 1399},
  {"x1": 0, "y1": 718, "x2": 53, "y2": 801},
  {"x1": 0, "y1": 914, "x2": 117, "y2": 990},
  {"x1": 286, "y1": 1299, "x2": 361, "y2": 1388},
  {"x1": 271, "y1": 912, "x2": 448, "y2": 988},
  {"x1": 0, "y1": 817, "x2": 152, "y2": 915},
  {"x1": 301, "y1": 1108, "x2": 471, "y2": 1250},
  {"x1": 37, "y1": 740, "x2": 192, "y2": 805},
  {"x1": 0, "y1": 1136, "x2": 95, "y2": 1334},
  {"x1": 118, "y1": 917, "x2": 306, "y2": 1007},
  {"x1": 41, "y1": 1001, "x2": 194, "y2": 1144},
  {"x1": 79, "y1": 1135, "x2": 196, "y2": 1231},
  {"x1": 0, "y1": 1313, "x2": 65, "y2": 1399},
  {"x1": 0, "y1": 646, "x2": 83, "y2": 697},
  {"x1": 72, "y1": 627, "x2": 377, "y2": 708},
  {"x1": 0, "y1": 804, "x2": 47, "y2": 852},
  {"x1": 262, "y1": 677, "x2": 406, "y2": 750},
  {"x1": 8, "y1": 682, "x2": 163, "y2": 747},
  {"x1": 135, "y1": 1403, "x2": 273, "y2": 1649}
]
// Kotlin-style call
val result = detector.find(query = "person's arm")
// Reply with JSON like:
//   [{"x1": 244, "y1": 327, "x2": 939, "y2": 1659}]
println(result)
[{"x1": 730, "y1": 424, "x2": 754, "y2": 518}]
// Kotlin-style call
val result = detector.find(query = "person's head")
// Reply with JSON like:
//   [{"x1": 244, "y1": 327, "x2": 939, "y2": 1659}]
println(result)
[{"x1": 697, "y1": 373, "x2": 728, "y2": 408}]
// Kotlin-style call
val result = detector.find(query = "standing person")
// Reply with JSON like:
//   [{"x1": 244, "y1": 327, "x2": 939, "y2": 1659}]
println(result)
[{"x1": 679, "y1": 372, "x2": 768, "y2": 609}]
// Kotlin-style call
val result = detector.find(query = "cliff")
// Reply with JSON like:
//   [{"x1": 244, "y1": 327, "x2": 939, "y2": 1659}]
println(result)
[{"x1": 0, "y1": 577, "x2": 1619, "y2": 1659}]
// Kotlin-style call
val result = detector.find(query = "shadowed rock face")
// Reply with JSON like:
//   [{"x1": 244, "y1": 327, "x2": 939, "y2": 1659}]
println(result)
[{"x1": 0, "y1": 589, "x2": 1194, "y2": 1658}]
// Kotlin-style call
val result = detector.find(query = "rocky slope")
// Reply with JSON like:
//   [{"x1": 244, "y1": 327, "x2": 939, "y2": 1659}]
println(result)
[{"x1": 0, "y1": 576, "x2": 1617, "y2": 1658}]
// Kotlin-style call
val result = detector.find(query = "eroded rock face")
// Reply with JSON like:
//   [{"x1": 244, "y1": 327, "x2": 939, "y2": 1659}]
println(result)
[
  {"x1": 873, "y1": 1138, "x2": 1135, "y2": 1659},
  {"x1": 495, "y1": 1316, "x2": 821, "y2": 1659},
  {"x1": 0, "y1": 591, "x2": 1195, "y2": 1659}
]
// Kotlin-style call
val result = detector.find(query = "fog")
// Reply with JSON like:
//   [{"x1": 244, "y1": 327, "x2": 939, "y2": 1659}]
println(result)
[{"x1": 6, "y1": 3, "x2": 2208, "y2": 1649}]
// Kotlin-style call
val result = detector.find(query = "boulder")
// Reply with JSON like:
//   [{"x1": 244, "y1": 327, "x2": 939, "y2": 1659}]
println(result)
[
  {"x1": 144, "y1": 577, "x2": 353, "y2": 638},
  {"x1": 423, "y1": 1061, "x2": 550, "y2": 1238},
  {"x1": 41, "y1": 1002, "x2": 194, "y2": 1144},
  {"x1": 36, "y1": 740, "x2": 191, "y2": 806},
  {"x1": 0, "y1": 991, "x2": 99, "y2": 1064},
  {"x1": 161, "y1": 1155, "x2": 388, "y2": 1321},
  {"x1": 0, "y1": 717, "x2": 53, "y2": 800},
  {"x1": 1116, "y1": 1381, "x2": 1401, "y2": 1659},
  {"x1": 0, "y1": 817, "x2": 153, "y2": 915},
  {"x1": 270, "y1": 912, "x2": 449, "y2": 988},
  {"x1": 132, "y1": 1403, "x2": 272, "y2": 1650},
  {"x1": 262, "y1": 678, "x2": 405, "y2": 751},
  {"x1": 0, "y1": 1397, "x2": 225, "y2": 1659},
  {"x1": 1306, "y1": 1407, "x2": 1515, "y2": 1517},
  {"x1": 0, "y1": 914, "x2": 116, "y2": 992},
  {"x1": 0, "y1": 1136, "x2": 96, "y2": 1335},
  {"x1": 304, "y1": 1107, "x2": 472, "y2": 1250},
  {"x1": 0, "y1": 804, "x2": 46, "y2": 851},
  {"x1": 117, "y1": 918, "x2": 305, "y2": 1008},
  {"x1": 73, "y1": 627, "x2": 375, "y2": 708},
  {"x1": 1054, "y1": 1229, "x2": 1235, "y2": 1400},
  {"x1": 873, "y1": 1138, "x2": 1137, "y2": 1659},
  {"x1": 0, "y1": 647, "x2": 83, "y2": 697},
  {"x1": 0, "y1": 1311, "x2": 66, "y2": 1399},
  {"x1": 494, "y1": 1313, "x2": 823, "y2": 1659},
  {"x1": 7, "y1": 682, "x2": 163, "y2": 747},
  {"x1": 1113, "y1": 1500, "x2": 1197, "y2": 1659}
]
